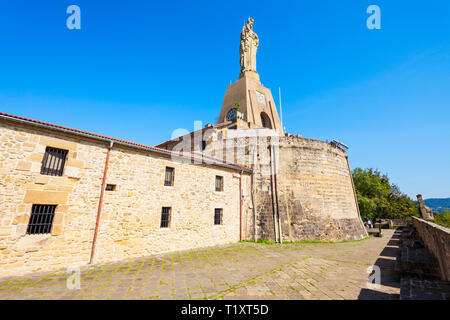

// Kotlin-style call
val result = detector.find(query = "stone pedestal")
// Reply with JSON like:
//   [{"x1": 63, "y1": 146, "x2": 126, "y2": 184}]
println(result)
[
  {"x1": 217, "y1": 74, "x2": 284, "y2": 136},
  {"x1": 239, "y1": 70, "x2": 260, "y2": 81}
]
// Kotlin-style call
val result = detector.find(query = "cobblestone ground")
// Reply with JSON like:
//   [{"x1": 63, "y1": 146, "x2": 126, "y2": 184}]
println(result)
[{"x1": 0, "y1": 230, "x2": 401, "y2": 300}]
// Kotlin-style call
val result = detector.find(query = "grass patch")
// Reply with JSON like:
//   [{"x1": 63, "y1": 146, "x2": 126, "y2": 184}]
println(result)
[
  {"x1": 240, "y1": 236, "x2": 369, "y2": 245},
  {"x1": 434, "y1": 210, "x2": 450, "y2": 228}
]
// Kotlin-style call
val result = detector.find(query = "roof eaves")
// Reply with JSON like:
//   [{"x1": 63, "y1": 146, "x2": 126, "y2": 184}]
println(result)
[{"x1": 0, "y1": 112, "x2": 252, "y2": 173}]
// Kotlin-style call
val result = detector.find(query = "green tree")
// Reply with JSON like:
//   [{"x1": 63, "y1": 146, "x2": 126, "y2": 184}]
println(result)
[{"x1": 352, "y1": 168, "x2": 418, "y2": 220}]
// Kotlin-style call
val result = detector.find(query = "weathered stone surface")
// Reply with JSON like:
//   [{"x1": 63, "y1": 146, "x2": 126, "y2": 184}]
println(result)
[
  {"x1": 0, "y1": 227, "x2": 12, "y2": 236},
  {"x1": 51, "y1": 225, "x2": 63, "y2": 236},
  {"x1": 16, "y1": 161, "x2": 31, "y2": 171},
  {"x1": 23, "y1": 190, "x2": 68, "y2": 204},
  {"x1": 400, "y1": 277, "x2": 450, "y2": 300},
  {"x1": 39, "y1": 135, "x2": 77, "y2": 151},
  {"x1": 217, "y1": 76, "x2": 284, "y2": 136},
  {"x1": 12, "y1": 214, "x2": 29, "y2": 225},
  {"x1": 400, "y1": 247, "x2": 441, "y2": 279},
  {"x1": 240, "y1": 18, "x2": 258, "y2": 75}
]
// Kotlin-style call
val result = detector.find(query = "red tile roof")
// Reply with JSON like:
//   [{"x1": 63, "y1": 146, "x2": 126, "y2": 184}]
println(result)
[
  {"x1": 0, "y1": 112, "x2": 251, "y2": 173},
  {"x1": 155, "y1": 121, "x2": 232, "y2": 147}
]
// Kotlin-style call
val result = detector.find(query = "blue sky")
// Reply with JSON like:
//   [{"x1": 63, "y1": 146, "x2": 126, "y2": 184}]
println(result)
[{"x1": 0, "y1": 1, "x2": 449, "y2": 199}]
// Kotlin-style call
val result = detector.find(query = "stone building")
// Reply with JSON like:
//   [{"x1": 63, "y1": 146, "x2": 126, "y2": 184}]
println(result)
[{"x1": 0, "y1": 18, "x2": 366, "y2": 278}]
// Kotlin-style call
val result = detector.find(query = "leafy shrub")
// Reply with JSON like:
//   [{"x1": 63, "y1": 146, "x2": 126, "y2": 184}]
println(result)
[
  {"x1": 352, "y1": 168, "x2": 418, "y2": 220},
  {"x1": 434, "y1": 209, "x2": 450, "y2": 228}
]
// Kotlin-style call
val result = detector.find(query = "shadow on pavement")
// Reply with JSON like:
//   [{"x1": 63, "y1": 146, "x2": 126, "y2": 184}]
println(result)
[{"x1": 359, "y1": 288, "x2": 399, "y2": 300}]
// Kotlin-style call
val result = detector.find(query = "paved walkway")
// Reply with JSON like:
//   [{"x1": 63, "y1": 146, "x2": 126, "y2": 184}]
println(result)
[{"x1": 0, "y1": 230, "x2": 401, "y2": 300}]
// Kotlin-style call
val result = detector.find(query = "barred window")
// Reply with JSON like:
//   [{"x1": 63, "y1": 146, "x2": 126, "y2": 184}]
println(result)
[
  {"x1": 40, "y1": 147, "x2": 68, "y2": 176},
  {"x1": 215, "y1": 175, "x2": 223, "y2": 192},
  {"x1": 214, "y1": 208, "x2": 223, "y2": 225},
  {"x1": 27, "y1": 204, "x2": 57, "y2": 234},
  {"x1": 160, "y1": 207, "x2": 171, "y2": 228},
  {"x1": 164, "y1": 167, "x2": 174, "y2": 186}
]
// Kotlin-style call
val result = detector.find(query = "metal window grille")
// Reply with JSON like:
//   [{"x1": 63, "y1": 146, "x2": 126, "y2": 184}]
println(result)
[
  {"x1": 214, "y1": 208, "x2": 223, "y2": 225},
  {"x1": 215, "y1": 176, "x2": 223, "y2": 192},
  {"x1": 40, "y1": 147, "x2": 68, "y2": 176},
  {"x1": 164, "y1": 167, "x2": 174, "y2": 186},
  {"x1": 27, "y1": 204, "x2": 57, "y2": 234},
  {"x1": 160, "y1": 207, "x2": 171, "y2": 228}
]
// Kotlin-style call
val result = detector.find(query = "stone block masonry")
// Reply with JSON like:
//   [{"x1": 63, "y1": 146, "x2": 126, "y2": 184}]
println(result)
[
  {"x1": 0, "y1": 116, "x2": 251, "y2": 278},
  {"x1": 204, "y1": 134, "x2": 367, "y2": 242},
  {"x1": 275, "y1": 136, "x2": 367, "y2": 241}
]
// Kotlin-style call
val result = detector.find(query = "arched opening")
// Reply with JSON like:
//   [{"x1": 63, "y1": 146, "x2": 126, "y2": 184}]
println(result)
[
  {"x1": 226, "y1": 108, "x2": 237, "y2": 122},
  {"x1": 260, "y1": 112, "x2": 272, "y2": 129}
]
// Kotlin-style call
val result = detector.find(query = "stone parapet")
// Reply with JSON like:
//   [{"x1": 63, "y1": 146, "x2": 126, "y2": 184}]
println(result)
[
  {"x1": 0, "y1": 119, "x2": 251, "y2": 278},
  {"x1": 412, "y1": 217, "x2": 450, "y2": 281},
  {"x1": 205, "y1": 133, "x2": 367, "y2": 241}
]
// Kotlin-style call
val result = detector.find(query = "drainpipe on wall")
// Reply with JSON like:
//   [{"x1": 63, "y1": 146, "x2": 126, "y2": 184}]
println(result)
[
  {"x1": 272, "y1": 144, "x2": 282, "y2": 244},
  {"x1": 239, "y1": 171, "x2": 243, "y2": 241},
  {"x1": 89, "y1": 141, "x2": 114, "y2": 264}
]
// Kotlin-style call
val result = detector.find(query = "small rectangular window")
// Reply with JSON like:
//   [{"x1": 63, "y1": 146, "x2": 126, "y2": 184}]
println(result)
[
  {"x1": 105, "y1": 184, "x2": 116, "y2": 191},
  {"x1": 160, "y1": 207, "x2": 171, "y2": 228},
  {"x1": 215, "y1": 175, "x2": 223, "y2": 192},
  {"x1": 164, "y1": 167, "x2": 174, "y2": 186},
  {"x1": 214, "y1": 208, "x2": 223, "y2": 225},
  {"x1": 27, "y1": 204, "x2": 57, "y2": 234},
  {"x1": 40, "y1": 147, "x2": 68, "y2": 176}
]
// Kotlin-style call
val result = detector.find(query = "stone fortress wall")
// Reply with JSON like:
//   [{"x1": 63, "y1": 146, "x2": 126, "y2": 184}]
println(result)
[
  {"x1": 275, "y1": 136, "x2": 366, "y2": 241},
  {"x1": 0, "y1": 117, "x2": 251, "y2": 278}
]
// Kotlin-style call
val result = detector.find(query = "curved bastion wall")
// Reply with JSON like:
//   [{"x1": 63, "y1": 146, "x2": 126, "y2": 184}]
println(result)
[
  {"x1": 205, "y1": 133, "x2": 368, "y2": 242},
  {"x1": 274, "y1": 136, "x2": 367, "y2": 241}
]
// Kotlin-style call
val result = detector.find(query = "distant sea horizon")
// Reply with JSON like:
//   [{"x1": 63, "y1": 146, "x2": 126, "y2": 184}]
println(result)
[{"x1": 424, "y1": 197, "x2": 450, "y2": 213}]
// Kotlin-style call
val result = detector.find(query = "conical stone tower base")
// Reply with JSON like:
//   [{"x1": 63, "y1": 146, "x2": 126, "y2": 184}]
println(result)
[{"x1": 217, "y1": 73, "x2": 284, "y2": 136}]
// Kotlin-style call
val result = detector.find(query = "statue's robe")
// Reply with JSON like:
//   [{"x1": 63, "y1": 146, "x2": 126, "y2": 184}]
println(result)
[{"x1": 240, "y1": 25, "x2": 258, "y2": 73}]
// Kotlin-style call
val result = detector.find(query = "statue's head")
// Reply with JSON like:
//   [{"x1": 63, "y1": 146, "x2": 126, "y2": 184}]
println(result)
[{"x1": 247, "y1": 17, "x2": 254, "y2": 29}]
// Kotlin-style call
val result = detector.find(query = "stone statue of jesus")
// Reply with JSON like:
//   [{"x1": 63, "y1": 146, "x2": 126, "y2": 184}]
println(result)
[{"x1": 240, "y1": 18, "x2": 259, "y2": 74}]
